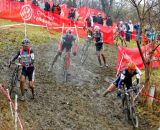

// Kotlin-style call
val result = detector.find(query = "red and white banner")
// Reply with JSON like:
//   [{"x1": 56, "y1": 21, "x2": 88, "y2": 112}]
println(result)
[
  {"x1": 116, "y1": 44, "x2": 160, "y2": 72},
  {"x1": 0, "y1": 0, "x2": 114, "y2": 44}
]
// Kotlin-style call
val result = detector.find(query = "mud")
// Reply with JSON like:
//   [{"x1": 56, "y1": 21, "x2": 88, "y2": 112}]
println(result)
[{"x1": 0, "y1": 40, "x2": 159, "y2": 130}]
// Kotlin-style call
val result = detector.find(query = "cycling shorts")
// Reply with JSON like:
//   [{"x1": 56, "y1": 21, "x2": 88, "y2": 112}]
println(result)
[{"x1": 21, "y1": 66, "x2": 35, "y2": 81}]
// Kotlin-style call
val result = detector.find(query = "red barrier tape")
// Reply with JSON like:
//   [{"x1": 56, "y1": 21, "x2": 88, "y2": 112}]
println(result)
[
  {"x1": 141, "y1": 92, "x2": 160, "y2": 101},
  {"x1": 0, "y1": 84, "x2": 24, "y2": 130}
]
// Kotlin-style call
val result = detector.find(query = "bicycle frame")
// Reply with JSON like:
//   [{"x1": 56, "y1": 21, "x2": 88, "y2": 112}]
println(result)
[
  {"x1": 121, "y1": 85, "x2": 139, "y2": 128},
  {"x1": 80, "y1": 36, "x2": 93, "y2": 65},
  {"x1": 10, "y1": 63, "x2": 22, "y2": 97}
]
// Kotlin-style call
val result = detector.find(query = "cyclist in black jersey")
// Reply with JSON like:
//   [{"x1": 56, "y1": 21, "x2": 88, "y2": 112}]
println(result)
[
  {"x1": 93, "y1": 26, "x2": 108, "y2": 67},
  {"x1": 48, "y1": 29, "x2": 77, "y2": 71},
  {"x1": 103, "y1": 62, "x2": 140, "y2": 97}
]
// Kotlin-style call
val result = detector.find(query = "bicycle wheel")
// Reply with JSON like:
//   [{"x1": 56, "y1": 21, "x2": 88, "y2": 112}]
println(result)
[
  {"x1": 80, "y1": 42, "x2": 89, "y2": 65},
  {"x1": 10, "y1": 69, "x2": 19, "y2": 97},
  {"x1": 122, "y1": 95, "x2": 130, "y2": 121},
  {"x1": 129, "y1": 102, "x2": 139, "y2": 128},
  {"x1": 63, "y1": 53, "x2": 70, "y2": 82}
]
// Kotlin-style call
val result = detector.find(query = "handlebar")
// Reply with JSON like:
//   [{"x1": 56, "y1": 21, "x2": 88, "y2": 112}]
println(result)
[{"x1": 9, "y1": 61, "x2": 22, "y2": 68}]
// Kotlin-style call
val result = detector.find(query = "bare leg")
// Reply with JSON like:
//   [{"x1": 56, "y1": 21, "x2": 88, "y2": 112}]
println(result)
[
  {"x1": 29, "y1": 81, "x2": 34, "y2": 99},
  {"x1": 101, "y1": 53, "x2": 106, "y2": 65},
  {"x1": 48, "y1": 52, "x2": 61, "y2": 71},
  {"x1": 103, "y1": 83, "x2": 117, "y2": 97},
  {"x1": 97, "y1": 55, "x2": 102, "y2": 66},
  {"x1": 51, "y1": 52, "x2": 61, "y2": 66},
  {"x1": 20, "y1": 75, "x2": 25, "y2": 96}
]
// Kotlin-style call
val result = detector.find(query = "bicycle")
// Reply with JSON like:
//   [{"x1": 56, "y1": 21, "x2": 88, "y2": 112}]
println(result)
[
  {"x1": 114, "y1": 31, "x2": 127, "y2": 47},
  {"x1": 80, "y1": 35, "x2": 93, "y2": 65},
  {"x1": 120, "y1": 84, "x2": 139, "y2": 128},
  {"x1": 63, "y1": 51, "x2": 71, "y2": 82},
  {"x1": 8, "y1": 62, "x2": 22, "y2": 98}
]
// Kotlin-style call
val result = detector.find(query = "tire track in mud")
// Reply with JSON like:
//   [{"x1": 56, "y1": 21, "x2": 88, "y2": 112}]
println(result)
[{"x1": 0, "y1": 41, "x2": 154, "y2": 130}]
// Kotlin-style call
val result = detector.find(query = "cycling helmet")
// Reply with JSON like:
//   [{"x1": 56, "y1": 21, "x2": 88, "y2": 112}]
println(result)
[
  {"x1": 66, "y1": 29, "x2": 72, "y2": 34},
  {"x1": 22, "y1": 38, "x2": 30, "y2": 45},
  {"x1": 128, "y1": 62, "x2": 136, "y2": 71},
  {"x1": 94, "y1": 26, "x2": 100, "y2": 31}
]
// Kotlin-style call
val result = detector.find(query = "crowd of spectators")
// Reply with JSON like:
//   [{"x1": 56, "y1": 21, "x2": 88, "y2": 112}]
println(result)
[{"x1": 31, "y1": 0, "x2": 61, "y2": 15}]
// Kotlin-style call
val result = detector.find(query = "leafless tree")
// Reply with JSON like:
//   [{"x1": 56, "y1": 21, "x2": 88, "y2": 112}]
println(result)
[
  {"x1": 100, "y1": 0, "x2": 114, "y2": 16},
  {"x1": 128, "y1": 0, "x2": 160, "y2": 105}
]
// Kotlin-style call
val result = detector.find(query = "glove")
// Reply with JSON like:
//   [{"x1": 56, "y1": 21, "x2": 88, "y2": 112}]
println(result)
[{"x1": 117, "y1": 89, "x2": 122, "y2": 97}]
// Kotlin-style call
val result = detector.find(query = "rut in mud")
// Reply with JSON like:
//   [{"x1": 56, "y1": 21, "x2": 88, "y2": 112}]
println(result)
[{"x1": 0, "y1": 41, "x2": 159, "y2": 130}]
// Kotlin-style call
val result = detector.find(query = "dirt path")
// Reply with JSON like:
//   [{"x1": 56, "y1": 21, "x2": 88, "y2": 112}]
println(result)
[{"x1": 0, "y1": 41, "x2": 158, "y2": 130}]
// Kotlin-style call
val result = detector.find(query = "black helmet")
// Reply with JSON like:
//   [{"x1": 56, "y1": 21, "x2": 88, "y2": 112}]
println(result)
[{"x1": 22, "y1": 38, "x2": 30, "y2": 45}]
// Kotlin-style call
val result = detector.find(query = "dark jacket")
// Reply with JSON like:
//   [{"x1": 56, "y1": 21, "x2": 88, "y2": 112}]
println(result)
[{"x1": 44, "y1": 2, "x2": 50, "y2": 11}]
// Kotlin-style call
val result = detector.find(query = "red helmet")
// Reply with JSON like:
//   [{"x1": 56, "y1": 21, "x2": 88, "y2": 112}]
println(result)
[{"x1": 128, "y1": 62, "x2": 136, "y2": 71}]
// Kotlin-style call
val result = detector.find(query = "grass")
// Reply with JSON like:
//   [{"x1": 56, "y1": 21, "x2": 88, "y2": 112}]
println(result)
[{"x1": 0, "y1": 19, "x2": 61, "y2": 48}]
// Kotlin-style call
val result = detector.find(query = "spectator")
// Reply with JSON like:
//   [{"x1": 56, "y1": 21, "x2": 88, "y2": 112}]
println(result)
[
  {"x1": 125, "y1": 22, "x2": 130, "y2": 42},
  {"x1": 32, "y1": 0, "x2": 38, "y2": 6},
  {"x1": 44, "y1": 1, "x2": 50, "y2": 11},
  {"x1": 92, "y1": 13, "x2": 97, "y2": 23},
  {"x1": 85, "y1": 15, "x2": 93, "y2": 28},
  {"x1": 119, "y1": 21, "x2": 127, "y2": 47},
  {"x1": 96, "y1": 13, "x2": 103, "y2": 25},
  {"x1": 128, "y1": 20, "x2": 133, "y2": 40},
  {"x1": 148, "y1": 28, "x2": 157, "y2": 42},
  {"x1": 134, "y1": 22, "x2": 142, "y2": 44},
  {"x1": 54, "y1": 4, "x2": 61, "y2": 15},
  {"x1": 75, "y1": 9, "x2": 80, "y2": 21},
  {"x1": 51, "y1": 2, "x2": 55, "y2": 13},
  {"x1": 68, "y1": 8, "x2": 76, "y2": 20},
  {"x1": 38, "y1": 0, "x2": 45, "y2": 10},
  {"x1": 106, "y1": 16, "x2": 113, "y2": 27}
]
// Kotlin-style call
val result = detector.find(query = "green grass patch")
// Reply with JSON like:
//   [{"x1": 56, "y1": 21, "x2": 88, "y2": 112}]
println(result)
[{"x1": 0, "y1": 19, "x2": 61, "y2": 50}]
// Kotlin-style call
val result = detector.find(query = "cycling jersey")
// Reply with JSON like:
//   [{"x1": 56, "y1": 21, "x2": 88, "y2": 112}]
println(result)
[
  {"x1": 11, "y1": 48, "x2": 35, "y2": 81},
  {"x1": 93, "y1": 31, "x2": 103, "y2": 51},
  {"x1": 61, "y1": 34, "x2": 76, "y2": 52},
  {"x1": 113, "y1": 68, "x2": 140, "y2": 89},
  {"x1": 12, "y1": 48, "x2": 34, "y2": 68}
]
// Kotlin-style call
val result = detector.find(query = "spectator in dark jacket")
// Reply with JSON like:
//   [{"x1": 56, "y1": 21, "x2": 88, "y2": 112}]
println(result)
[
  {"x1": 106, "y1": 16, "x2": 112, "y2": 26},
  {"x1": 54, "y1": 4, "x2": 61, "y2": 15},
  {"x1": 44, "y1": 1, "x2": 50, "y2": 11},
  {"x1": 92, "y1": 13, "x2": 97, "y2": 23},
  {"x1": 32, "y1": 0, "x2": 38, "y2": 6},
  {"x1": 134, "y1": 22, "x2": 142, "y2": 44},
  {"x1": 68, "y1": 8, "x2": 75, "y2": 20},
  {"x1": 51, "y1": 3, "x2": 55, "y2": 13},
  {"x1": 96, "y1": 13, "x2": 103, "y2": 25}
]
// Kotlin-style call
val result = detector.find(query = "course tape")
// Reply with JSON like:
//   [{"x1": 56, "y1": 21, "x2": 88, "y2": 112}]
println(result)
[
  {"x1": 0, "y1": 84, "x2": 24, "y2": 130},
  {"x1": 141, "y1": 92, "x2": 160, "y2": 101}
]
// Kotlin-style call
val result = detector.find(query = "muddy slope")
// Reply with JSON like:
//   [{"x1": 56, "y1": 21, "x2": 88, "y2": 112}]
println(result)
[{"x1": 0, "y1": 41, "x2": 159, "y2": 130}]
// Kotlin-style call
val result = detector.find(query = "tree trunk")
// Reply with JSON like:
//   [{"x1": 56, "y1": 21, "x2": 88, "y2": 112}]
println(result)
[{"x1": 100, "y1": 0, "x2": 108, "y2": 14}]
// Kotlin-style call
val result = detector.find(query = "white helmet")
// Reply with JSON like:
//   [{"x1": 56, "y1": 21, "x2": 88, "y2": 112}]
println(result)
[{"x1": 94, "y1": 26, "x2": 100, "y2": 31}]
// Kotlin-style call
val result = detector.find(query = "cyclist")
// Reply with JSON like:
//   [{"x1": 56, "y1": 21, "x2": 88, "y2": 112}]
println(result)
[
  {"x1": 48, "y1": 29, "x2": 77, "y2": 71},
  {"x1": 103, "y1": 62, "x2": 140, "y2": 97},
  {"x1": 84, "y1": 15, "x2": 93, "y2": 36},
  {"x1": 93, "y1": 26, "x2": 108, "y2": 67},
  {"x1": 10, "y1": 38, "x2": 35, "y2": 101}
]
